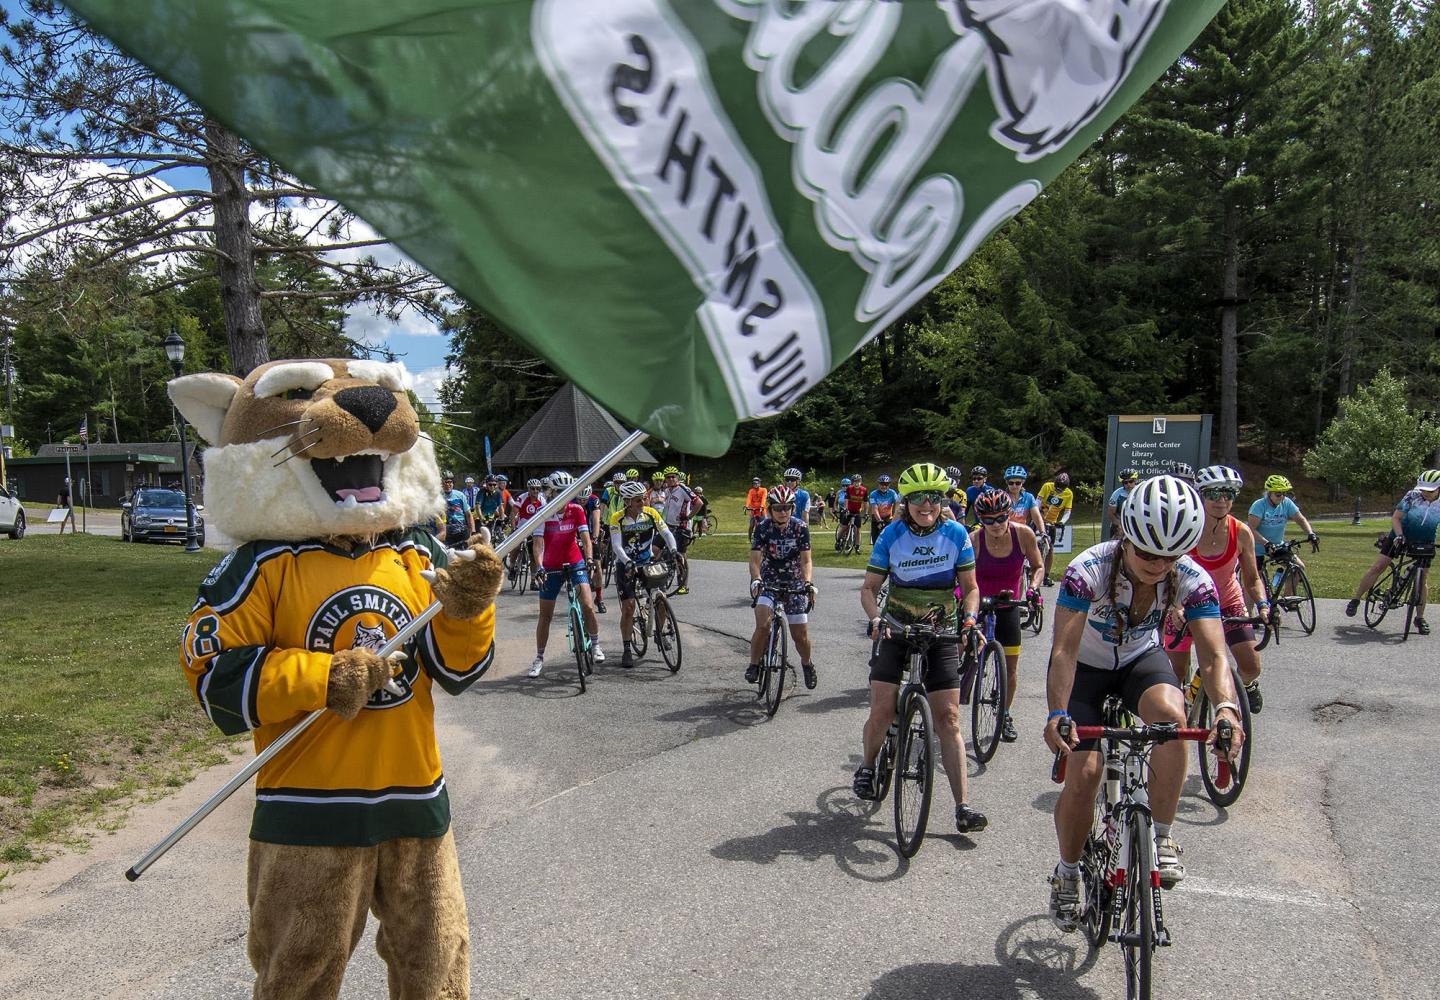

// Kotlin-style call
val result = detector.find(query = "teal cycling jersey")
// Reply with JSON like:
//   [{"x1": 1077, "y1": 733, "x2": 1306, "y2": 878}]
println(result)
[
  {"x1": 868, "y1": 518, "x2": 975, "y2": 625},
  {"x1": 1396, "y1": 490, "x2": 1440, "y2": 545}
]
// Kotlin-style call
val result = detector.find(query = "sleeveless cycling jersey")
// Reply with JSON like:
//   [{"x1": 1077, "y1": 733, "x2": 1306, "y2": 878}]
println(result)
[
  {"x1": 974, "y1": 524, "x2": 1026, "y2": 599},
  {"x1": 1191, "y1": 516, "x2": 1245, "y2": 613},
  {"x1": 1057, "y1": 540, "x2": 1220, "y2": 669}
]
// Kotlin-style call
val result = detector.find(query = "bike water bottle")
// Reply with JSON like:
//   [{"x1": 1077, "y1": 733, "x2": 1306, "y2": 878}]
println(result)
[{"x1": 1187, "y1": 673, "x2": 1203, "y2": 705}]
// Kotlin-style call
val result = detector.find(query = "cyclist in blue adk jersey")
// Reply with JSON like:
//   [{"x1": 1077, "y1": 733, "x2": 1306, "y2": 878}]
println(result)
[{"x1": 857, "y1": 462, "x2": 987, "y2": 834}]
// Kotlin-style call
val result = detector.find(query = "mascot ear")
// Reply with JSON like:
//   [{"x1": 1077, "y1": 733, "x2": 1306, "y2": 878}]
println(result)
[{"x1": 168, "y1": 373, "x2": 242, "y2": 445}]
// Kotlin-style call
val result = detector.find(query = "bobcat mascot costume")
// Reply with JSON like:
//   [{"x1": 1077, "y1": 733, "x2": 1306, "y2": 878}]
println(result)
[{"x1": 169, "y1": 359, "x2": 503, "y2": 1000}]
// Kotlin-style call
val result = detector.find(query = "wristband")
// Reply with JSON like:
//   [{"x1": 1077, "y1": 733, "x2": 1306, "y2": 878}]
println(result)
[
  {"x1": 1047, "y1": 709, "x2": 1069, "y2": 721},
  {"x1": 1213, "y1": 701, "x2": 1241, "y2": 716}
]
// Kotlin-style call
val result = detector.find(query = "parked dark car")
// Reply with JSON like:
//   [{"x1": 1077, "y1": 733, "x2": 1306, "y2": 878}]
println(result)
[{"x1": 120, "y1": 488, "x2": 205, "y2": 545}]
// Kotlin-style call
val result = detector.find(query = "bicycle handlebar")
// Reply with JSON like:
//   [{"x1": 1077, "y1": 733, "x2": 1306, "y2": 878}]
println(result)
[
  {"x1": 1164, "y1": 613, "x2": 1269, "y2": 650},
  {"x1": 877, "y1": 612, "x2": 967, "y2": 645},
  {"x1": 1050, "y1": 717, "x2": 1230, "y2": 785}
]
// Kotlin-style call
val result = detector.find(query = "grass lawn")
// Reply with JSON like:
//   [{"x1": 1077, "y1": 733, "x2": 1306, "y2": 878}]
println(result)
[{"x1": 0, "y1": 533, "x2": 240, "y2": 886}]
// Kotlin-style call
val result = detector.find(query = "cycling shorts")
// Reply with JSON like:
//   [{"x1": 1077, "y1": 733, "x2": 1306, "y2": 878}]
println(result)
[
  {"x1": 1061, "y1": 647, "x2": 1180, "y2": 752},
  {"x1": 868, "y1": 637, "x2": 962, "y2": 692},
  {"x1": 756, "y1": 589, "x2": 808, "y2": 624},
  {"x1": 990, "y1": 604, "x2": 1023, "y2": 654},
  {"x1": 538, "y1": 561, "x2": 590, "y2": 602}
]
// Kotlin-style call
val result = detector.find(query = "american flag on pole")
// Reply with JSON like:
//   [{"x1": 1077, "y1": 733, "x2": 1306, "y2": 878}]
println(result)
[{"x1": 78, "y1": 415, "x2": 87, "y2": 445}]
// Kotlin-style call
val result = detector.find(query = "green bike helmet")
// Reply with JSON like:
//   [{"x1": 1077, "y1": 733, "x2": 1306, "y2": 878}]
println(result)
[
  {"x1": 1263, "y1": 474, "x2": 1292, "y2": 493},
  {"x1": 663, "y1": 465, "x2": 680, "y2": 476},
  {"x1": 1416, "y1": 469, "x2": 1440, "y2": 491},
  {"x1": 897, "y1": 462, "x2": 951, "y2": 496}
]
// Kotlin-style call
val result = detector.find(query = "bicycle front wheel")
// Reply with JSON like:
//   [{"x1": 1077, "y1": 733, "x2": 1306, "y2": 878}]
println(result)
[
  {"x1": 893, "y1": 690, "x2": 935, "y2": 858},
  {"x1": 1028, "y1": 597, "x2": 1044, "y2": 636},
  {"x1": 1292, "y1": 568, "x2": 1316, "y2": 634},
  {"x1": 1196, "y1": 668, "x2": 1251, "y2": 807},
  {"x1": 1363, "y1": 566, "x2": 1399, "y2": 628},
  {"x1": 654, "y1": 593, "x2": 682, "y2": 672},
  {"x1": 1122, "y1": 822, "x2": 1155, "y2": 1000},
  {"x1": 1081, "y1": 797, "x2": 1113, "y2": 949},
  {"x1": 569, "y1": 604, "x2": 587, "y2": 693},
  {"x1": 971, "y1": 639, "x2": 1007, "y2": 763},
  {"x1": 761, "y1": 612, "x2": 787, "y2": 717}
]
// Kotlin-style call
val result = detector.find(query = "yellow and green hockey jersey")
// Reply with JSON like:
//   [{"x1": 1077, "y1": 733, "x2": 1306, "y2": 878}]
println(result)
[{"x1": 181, "y1": 528, "x2": 494, "y2": 846}]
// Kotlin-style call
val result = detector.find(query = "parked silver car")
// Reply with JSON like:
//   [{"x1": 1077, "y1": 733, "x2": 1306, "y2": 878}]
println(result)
[
  {"x1": 120, "y1": 488, "x2": 205, "y2": 545},
  {"x1": 0, "y1": 484, "x2": 25, "y2": 539}
]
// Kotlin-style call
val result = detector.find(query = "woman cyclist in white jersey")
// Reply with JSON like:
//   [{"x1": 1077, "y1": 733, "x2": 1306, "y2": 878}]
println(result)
[{"x1": 1043, "y1": 476, "x2": 1245, "y2": 930}]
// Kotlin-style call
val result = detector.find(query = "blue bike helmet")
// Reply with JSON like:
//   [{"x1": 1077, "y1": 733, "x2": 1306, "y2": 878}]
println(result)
[
  {"x1": 1003, "y1": 465, "x2": 1028, "y2": 481},
  {"x1": 840, "y1": 478, "x2": 852, "y2": 487}
]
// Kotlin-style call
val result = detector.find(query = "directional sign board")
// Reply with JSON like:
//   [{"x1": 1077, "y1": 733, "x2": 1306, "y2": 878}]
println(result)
[{"x1": 1102, "y1": 414, "x2": 1213, "y2": 539}]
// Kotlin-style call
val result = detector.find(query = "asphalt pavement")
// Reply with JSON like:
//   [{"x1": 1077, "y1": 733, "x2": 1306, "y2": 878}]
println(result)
[{"x1": 0, "y1": 557, "x2": 1433, "y2": 999}]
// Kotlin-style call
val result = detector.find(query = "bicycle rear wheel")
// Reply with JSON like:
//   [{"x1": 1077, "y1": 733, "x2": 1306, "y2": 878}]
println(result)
[
  {"x1": 631, "y1": 596, "x2": 651, "y2": 658},
  {"x1": 761, "y1": 613, "x2": 787, "y2": 717},
  {"x1": 1028, "y1": 597, "x2": 1044, "y2": 636},
  {"x1": 971, "y1": 639, "x2": 1007, "y2": 763},
  {"x1": 655, "y1": 593, "x2": 682, "y2": 672},
  {"x1": 1403, "y1": 578, "x2": 1416, "y2": 641},
  {"x1": 1196, "y1": 668, "x2": 1251, "y2": 807},
  {"x1": 893, "y1": 690, "x2": 935, "y2": 858},
  {"x1": 569, "y1": 604, "x2": 587, "y2": 693},
  {"x1": 1122, "y1": 822, "x2": 1155, "y2": 1000},
  {"x1": 1363, "y1": 566, "x2": 1400, "y2": 628},
  {"x1": 1292, "y1": 568, "x2": 1316, "y2": 634},
  {"x1": 703, "y1": 514, "x2": 717, "y2": 536}
]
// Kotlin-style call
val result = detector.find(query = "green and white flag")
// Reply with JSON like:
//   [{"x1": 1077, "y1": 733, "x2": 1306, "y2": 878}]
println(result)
[{"x1": 67, "y1": 0, "x2": 1223, "y2": 455}]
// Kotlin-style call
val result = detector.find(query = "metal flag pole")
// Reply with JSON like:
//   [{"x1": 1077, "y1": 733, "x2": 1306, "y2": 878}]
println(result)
[{"x1": 125, "y1": 427, "x2": 648, "y2": 881}]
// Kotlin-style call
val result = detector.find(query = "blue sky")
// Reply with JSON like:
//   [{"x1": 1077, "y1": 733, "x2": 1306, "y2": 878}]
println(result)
[{"x1": 2, "y1": 0, "x2": 453, "y2": 406}]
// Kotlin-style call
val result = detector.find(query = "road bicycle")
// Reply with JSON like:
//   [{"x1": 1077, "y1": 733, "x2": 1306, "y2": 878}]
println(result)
[
  {"x1": 507, "y1": 541, "x2": 533, "y2": 593},
  {"x1": 1052, "y1": 706, "x2": 1232, "y2": 1000},
  {"x1": 627, "y1": 559, "x2": 682, "y2": 672},
  {"x1": 552, "y1": 567, "x2": 595, "y2": 693},
  {"x1": 690, "y1": 511, "x2": 718, "y2": 537},
  {"x1": 1021, "y1": 586, "x2": 1045, "y2": 636},
  {"x1": 1258, "y1": 536, "x2": 1318, "y2": 642},
  {"x1": 959, "y1": 592, "x2": 1016, "y2": 763},
  {"x1": 1164, "y1": 614, "x2": 1260, "y2": 806},
  {"x1": 834, "y1": 511, "x2": 864, "y2": 555},
  {"x1": 751, "y1": 581, "x2": 812, "y2": 717},
  {"x1": 1364, "y1": 539, "x2": 1434, "y2": 640},
  {"x1": 868, "y1": 611, "x2": 966, "y2": 858},
  {"x1": 746, "y1": 509, "x2": 763, "y2": 542}
]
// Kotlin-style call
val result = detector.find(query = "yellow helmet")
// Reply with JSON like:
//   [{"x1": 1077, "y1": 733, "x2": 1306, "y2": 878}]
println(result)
[
  {"x1": 1263, "y1": 474, "x2": 1292, "y2": 493},
  {"x1": 897, "y1": 462, "x2": 951, "y2": 496}
]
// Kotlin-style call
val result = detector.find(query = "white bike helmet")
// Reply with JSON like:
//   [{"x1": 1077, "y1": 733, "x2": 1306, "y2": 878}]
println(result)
[
  {"x1": 1121, "y1": 475, "x2": 1205, "y2": 557},
  {"x1": 547, "y1": 470, "x2": 575, "y2": 490},
  {"x1": 1194, "y1": 465, "x2": 1243, "y2": 491},
  {"x1": 526, "y1": 477, "x2": 542, "y2": 490},
  {"x1": 618, "y1": 480, "x2": 647, "y2": 500},
  {"x1": 783, "y1": 467, "x2": 802, "y2": 480}
]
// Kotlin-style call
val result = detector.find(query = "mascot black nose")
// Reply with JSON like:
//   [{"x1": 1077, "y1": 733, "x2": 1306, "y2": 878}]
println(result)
[{"x1": 334, "y1": 386, "x2": 397, "y2": 434}]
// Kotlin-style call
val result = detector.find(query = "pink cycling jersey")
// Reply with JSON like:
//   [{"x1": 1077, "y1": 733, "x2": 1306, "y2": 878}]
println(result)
[
  {"x1": 1165, "y1": 515, "x2": 1248, "y2": 652},
  {"x1": 531, "y1": 502, "x2": 589, "y2": 570}
]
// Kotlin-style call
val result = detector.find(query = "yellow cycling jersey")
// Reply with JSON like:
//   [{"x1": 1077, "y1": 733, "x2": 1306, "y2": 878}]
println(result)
[
  {"x1": 1037, "y1": 483, "x2": 1074, "y2": 525},
  {"x1": 609, "y1": 505, "x2": 666, "y2": 559}
]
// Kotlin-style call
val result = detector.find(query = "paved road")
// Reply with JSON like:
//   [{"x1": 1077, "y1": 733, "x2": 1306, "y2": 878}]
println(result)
[{"x1": 0, "y1": 558, "x2": 1432, "y2": 999}]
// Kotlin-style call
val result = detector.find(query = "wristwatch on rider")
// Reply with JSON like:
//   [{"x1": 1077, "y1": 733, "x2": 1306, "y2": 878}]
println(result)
[{"x1": 1213, "y1": 701, "x2": 1241, "y2": 718}]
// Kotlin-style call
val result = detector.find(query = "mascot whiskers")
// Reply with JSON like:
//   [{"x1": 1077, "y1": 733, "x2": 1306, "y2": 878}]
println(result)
[{"x1": 169, "y1": 359, "x2": 502, "y2": 1000}]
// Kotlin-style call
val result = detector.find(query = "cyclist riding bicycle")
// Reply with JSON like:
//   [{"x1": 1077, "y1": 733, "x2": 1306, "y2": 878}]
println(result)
[
  {"x1": 745, "y1": 477, "x2": 768, "y2": 536},
  {"x1": 1164, "y1": 465, "x2": 1270, "y2": 712},
  {"x1": 969, "y1": 489, "x2": 1045, "y2": 743},
  {"x1": 689, "y1": 486, "x2": 711, "y2": 536},
  {"x1": 440, "y1": 472, "x2": 475, "y2": 545},
  {"x1": 1107, "y1": 468, "x2": 1139, "y2": 538},
  {"x1": 747, "y1": 485, "x2": 818, "y2": 689},
  {"x1": 527, "y1": 471, "x2": 604, "y2": 677},
  {"x1": 782, "y1": 468, "x2": 810, "y2": 524},
  {"x1": 475, "y1": 476, "x2": 508, "y2": 536},
  {"x1": 842, "y1": 473, "x2": 869, "y2": 540},
  {"x1": 867, "y1": 474, "x2": 899, "y2": 544},
  {"x1": 964, "y1": 466, "x2": 993, "y2": 527},
  {"x1": 1247, "y1": 474, "x2": 1318, "y2": 581},
  {"x1": 1036, "y1": 471, "x2": 1074, "y2": 586},
  {"x1": 1345, "y1": 469, "x2": 1440, "y2": 633},
  {"x1": 658, "y1": 466, "x2": 696, "y2": 596},
  {"x1": 1003, "y1": 465, "x2": 1047, "y2": 538},
  {"x1": 857, "y1": 462, "x2": 987, "y2": 834},
  {"x1": 609, "y1": 480, "x2": 678, "y2": 667},
  {"x1": 1044, "y1": 476, "x2": 1245, "y2": 929}
]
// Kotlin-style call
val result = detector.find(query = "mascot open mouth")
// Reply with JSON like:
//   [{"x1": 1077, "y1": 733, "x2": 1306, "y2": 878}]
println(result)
[{"x1": 311, "y1": 454, "x2": 387, "y2": 507}]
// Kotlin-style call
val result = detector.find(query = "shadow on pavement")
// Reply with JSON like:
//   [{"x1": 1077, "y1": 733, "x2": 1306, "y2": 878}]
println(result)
[
  {"x1": 1176, "y1": 778, "x2": 1230, "y2": 827},
  {"x1": 1328, "y1": 624, "x2": 1404, "y2": 645},
  {"x1": 473, "y1": 672, "x2": 584, "y2": 700},
  {"x1": 865, "y1": 914, "x2": 1100, "y2": 999},
  {"x1": 794, "y1": 686, "x2": 869, "y2": 714},
  {"x1": 652, "y1": 688, "x2": 771, "y2": 738},
  {"x1": 709, "y1": 786, "x2": 909, "y2": 884}
]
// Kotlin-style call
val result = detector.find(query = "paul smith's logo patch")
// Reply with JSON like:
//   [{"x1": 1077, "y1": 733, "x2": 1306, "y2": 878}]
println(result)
[{"x1": 306, "y1": 586, "x2": 417, "y2": 709}]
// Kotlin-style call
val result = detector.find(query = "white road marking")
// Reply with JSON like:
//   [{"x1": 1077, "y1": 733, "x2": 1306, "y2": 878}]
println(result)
[{"x1": 1176, "y1": 875, "x2": 1349, "y2": 910}]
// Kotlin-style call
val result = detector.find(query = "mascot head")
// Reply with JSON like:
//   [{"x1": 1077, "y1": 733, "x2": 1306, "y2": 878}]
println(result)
[
  {"x1": 168, "y1": 359, "x2": 443, "y2": 543},
  {"x1": 940, "y1": 0, "x2": 1169, "y2": 162}
]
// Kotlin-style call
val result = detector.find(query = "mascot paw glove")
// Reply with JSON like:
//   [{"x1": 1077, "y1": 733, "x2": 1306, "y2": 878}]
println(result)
[
  {"x1": 327, "y1": 648, "x2": 406, "y2": 719},
  {"x1": 422, "y1": 539, "x2": 504, "y2": 621}
]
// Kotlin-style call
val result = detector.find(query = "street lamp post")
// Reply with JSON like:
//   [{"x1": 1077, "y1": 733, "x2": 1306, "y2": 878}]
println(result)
[{"x1": 163, "y1": 326, "x2": 201, "y2": 553}]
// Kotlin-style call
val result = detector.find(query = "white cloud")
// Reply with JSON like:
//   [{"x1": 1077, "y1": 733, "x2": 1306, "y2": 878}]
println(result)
[{"x1": 408, "y1": 364, "x2": 449, "y2": 412}]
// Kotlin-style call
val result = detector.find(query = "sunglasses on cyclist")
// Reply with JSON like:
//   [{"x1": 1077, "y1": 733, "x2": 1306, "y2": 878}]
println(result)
[
  {"x1": 1200, "y1": 487, "x2": 1238, "y2": 501},
  {"x1": 1129, "y1": 546, "x2": 1182, "y2": 565},
  {"x1": 979, "y1": 514, "x2": 1009, "y2": 525},
  {"x1": 905, "y1": 490, "x2": 946, "y2": 505},
  {"x1": 1005, "y1": 479, "x2": 1025, "y2": 487},
  {"x1": 769, "y1": 504, "x2": 794, "y2": 512}
]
